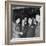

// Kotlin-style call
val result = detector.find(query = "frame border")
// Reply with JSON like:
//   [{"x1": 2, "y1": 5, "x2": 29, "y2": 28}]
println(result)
[{"x1": 5, "y1": 1, "x2": 45, "y2": 45}]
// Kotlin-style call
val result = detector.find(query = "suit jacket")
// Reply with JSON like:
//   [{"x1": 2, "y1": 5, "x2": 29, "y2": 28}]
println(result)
[
  {"x1": 26, "y1": 24, "x2": 36, "y2": 37},
  {"x1": 35, "y1": 24, "x2": 40, "y2": 37},
  {"x1": 21, "y1": 24, "x2": 28, "y2": 38}
]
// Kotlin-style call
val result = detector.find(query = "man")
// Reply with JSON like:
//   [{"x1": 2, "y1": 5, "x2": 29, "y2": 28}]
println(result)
[
  {"x1": 21, "y1": 17, "x2": 28, "y2": 38},
  {"x1": 27, "y1": 18, "x2": 36, "y2": 37},
  {"x1": 35, "y1": 14, "x2": 40, "y2": 37}
]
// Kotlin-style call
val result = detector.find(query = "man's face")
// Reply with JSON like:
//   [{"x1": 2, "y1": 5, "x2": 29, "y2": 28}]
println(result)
[
  {"x1": 22, "y1": 19, "x2": 25, "y2": 27},
  {"x1": 36, "y1": 14, "x2": 40, "y2": 23},
  {"x1": 24, "y1": 17, "x2": 27, "y2": 22},
  {"x1": 16, "y1": 18, "x2": 20, "y2": 24},
  {"x1": 28, "y1": 18, "x2": 32, "y2": 25}
]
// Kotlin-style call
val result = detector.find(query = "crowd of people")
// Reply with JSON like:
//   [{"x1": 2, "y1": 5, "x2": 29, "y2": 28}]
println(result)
[{"x1": 12, "y1": 14, "x2": 40, "y2": 38}]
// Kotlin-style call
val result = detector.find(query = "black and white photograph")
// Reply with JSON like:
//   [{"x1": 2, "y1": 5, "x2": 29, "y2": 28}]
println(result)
[
  {"x1": 5, "y1": 1, "x2": 45, "y2": 44},
  {"x1": 11, "y1": 5, "x2": 40, "y2": 38}
]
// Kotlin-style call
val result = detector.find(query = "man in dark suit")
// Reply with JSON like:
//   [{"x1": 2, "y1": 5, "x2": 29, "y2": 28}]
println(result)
[
  {"x1": 27, "y1": 18, "x2": 36, "y2": 37},
  {"x1": 21, "y1": 17, "x2": 28, "y2": 38}
]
